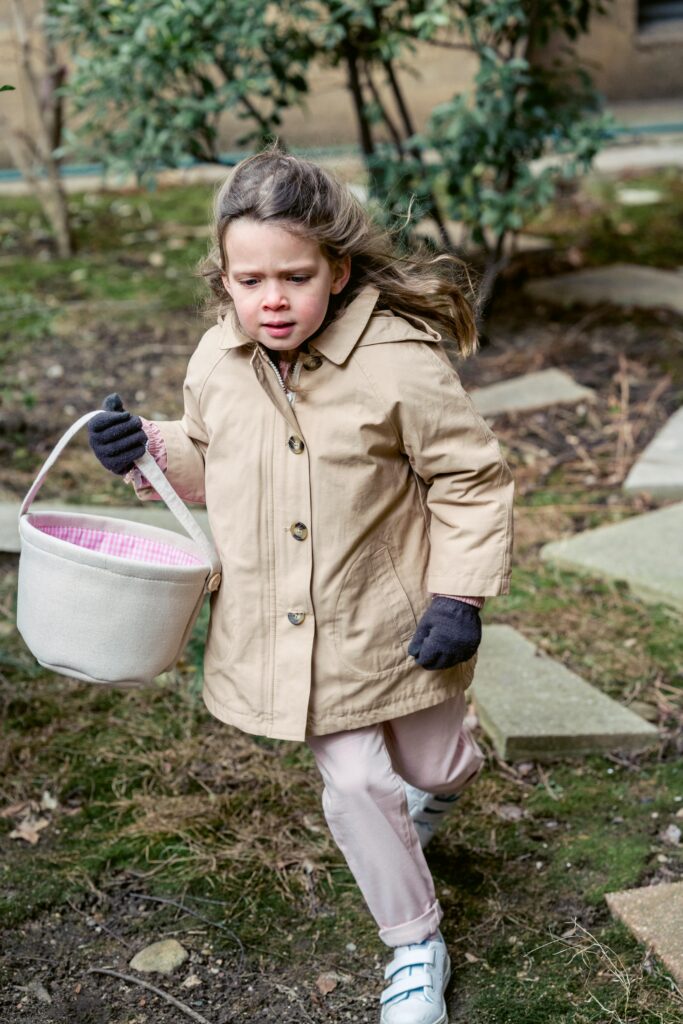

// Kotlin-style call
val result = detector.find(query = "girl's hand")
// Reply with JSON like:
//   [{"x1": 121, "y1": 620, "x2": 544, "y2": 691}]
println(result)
[
  {"x1": 408, "y1": 597, "x2": 482, "y2": 670},
  {"x1": 88, "y1": 393, "x2": 148, "y2": 475}
]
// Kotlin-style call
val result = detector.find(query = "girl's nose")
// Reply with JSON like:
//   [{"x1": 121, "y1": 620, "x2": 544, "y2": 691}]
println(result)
[{"x1": 263, "y1": 283, "x2": 288, "y2": 309}]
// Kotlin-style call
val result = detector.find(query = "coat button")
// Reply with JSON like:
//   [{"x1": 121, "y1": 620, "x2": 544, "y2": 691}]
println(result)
[
  {"x1": 206, "y1": 572, "x2": 222, "y2": 592},
  {"x1": 288, "y1": 435, "x2": 305, "y2": 454},
  {"x1": 302, "y1": 354, "x2": 322, "y2": 370},
  {"x1": 290, "y1": 522, "x2": 308, "y2": 541},
  {"x1": 288, "y1": 611, "x2": 305, "y2": 625}
]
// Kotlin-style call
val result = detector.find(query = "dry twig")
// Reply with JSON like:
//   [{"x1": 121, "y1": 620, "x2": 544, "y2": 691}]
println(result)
[{"x1": 87, "y1": 967, "x2": 215, "y2": 1024}]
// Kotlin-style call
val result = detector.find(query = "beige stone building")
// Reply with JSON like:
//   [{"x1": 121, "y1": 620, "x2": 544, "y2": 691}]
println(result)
[
  {"x1": 1, "y1": 1, "x2": 681, "y2": 171},
  {"x1": 561, "y1": 0, "x2": 683, "y2": 100}
]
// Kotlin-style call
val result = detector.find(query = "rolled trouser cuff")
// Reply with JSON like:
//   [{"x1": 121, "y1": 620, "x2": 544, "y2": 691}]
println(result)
[{"x1": 378, "y1": 899, "x2": 443, "y2": 947}]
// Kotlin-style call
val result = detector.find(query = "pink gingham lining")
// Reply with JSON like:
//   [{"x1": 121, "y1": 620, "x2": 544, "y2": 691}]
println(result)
[{"x1": 37, "y1": 523, "x2": 202, "y2": 568}]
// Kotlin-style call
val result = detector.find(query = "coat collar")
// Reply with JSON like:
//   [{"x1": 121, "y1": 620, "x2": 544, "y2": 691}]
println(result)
[{"x1": 217, "y1": 284, "x2": 440, "y2": 363}]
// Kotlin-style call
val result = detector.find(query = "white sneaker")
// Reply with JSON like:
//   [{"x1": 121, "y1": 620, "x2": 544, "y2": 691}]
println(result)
[
  {"x1": 379, "y1": 932, "x2": 451, "y2": 1024},
  {"x1": 404, "y1": 783, "x2": 462, "y2": 849}
]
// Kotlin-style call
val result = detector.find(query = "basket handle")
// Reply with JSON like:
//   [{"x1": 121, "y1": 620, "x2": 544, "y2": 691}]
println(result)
[{"x1": 19, "y1": 410, "x2": 221, "y2": 579}]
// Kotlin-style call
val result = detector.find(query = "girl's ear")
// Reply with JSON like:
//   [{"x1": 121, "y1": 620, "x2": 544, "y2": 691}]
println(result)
[
  {"x1": 330, "y1": 256, "x2": 351, "y2": 295},
  {"x1": 221, "y1": 272, "x2": 231, "y2": 296}
]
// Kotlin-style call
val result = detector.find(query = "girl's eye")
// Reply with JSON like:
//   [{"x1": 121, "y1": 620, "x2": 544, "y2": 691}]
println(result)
[
  {"x1": 239, "y1": 278, "x2": 259, "y2": 287},
  {"x1": 290, "y1": 275, "x2": 310, "y2": 284}
]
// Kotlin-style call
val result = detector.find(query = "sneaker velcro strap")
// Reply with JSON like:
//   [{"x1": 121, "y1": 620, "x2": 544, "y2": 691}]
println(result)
[
  {"x1": 380, "y1": 969, "x2": 434, "y2": 1004},
  {"x1": 384, "y1": 947, "x2": 436, "y2": 980}
]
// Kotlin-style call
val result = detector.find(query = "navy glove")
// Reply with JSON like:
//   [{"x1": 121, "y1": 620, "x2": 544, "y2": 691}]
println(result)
[
  {"x1": 408, "y1": 597, "x2": 482, "y2": 670},
  {"x1": 88, "y1": 393, "x2": 147, "y2": 476}
]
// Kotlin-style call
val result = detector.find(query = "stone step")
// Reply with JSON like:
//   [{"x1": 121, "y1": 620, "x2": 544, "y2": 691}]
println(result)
[
  {"x1": 471, "y1": 625, "x2": 658, "y2": 761},
  {"x1": 0, "y1": 501, "x2": 211, "y2": 555},
  {"x1": 624, "y1": 407, "x2": 683, "y2": 499},
  {"x1": 525, "y1": 264, "x2": 683, "y2": 315},
  {"x1": 541, "y1": 502, "x2": 683, "y2": 612},
  {"x1": 606, "y1": 881, "x2": 683, "y2": 987},
  {"x1": 470, "y1": 368, "x2": 595, "y2": 418}
]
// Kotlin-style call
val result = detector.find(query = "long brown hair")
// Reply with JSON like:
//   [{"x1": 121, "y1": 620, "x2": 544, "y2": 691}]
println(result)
[{"x1": 199, "y1": 148, "x2": 478, "y2": 356}]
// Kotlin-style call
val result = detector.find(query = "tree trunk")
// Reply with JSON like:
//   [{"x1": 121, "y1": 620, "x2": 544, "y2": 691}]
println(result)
[
  {"x1": 343, "y1": 42, "x2": 375, "y2": 160},
  {"x1": 381, "y1": 56, "x2": 453, "y2": 249},
  {"x1": 8, "y1": 0, "x2": 72, "y2": 257}
]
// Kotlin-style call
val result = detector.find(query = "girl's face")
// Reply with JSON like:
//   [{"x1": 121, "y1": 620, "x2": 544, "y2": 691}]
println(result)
[{"x1": 221, "y1": 219, "x2": 350, "y2": 352}]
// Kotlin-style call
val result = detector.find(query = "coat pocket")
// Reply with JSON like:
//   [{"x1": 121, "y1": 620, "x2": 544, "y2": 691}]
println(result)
[{"x1": 335, "y1": 543, "x2": 417, "y2": 677}]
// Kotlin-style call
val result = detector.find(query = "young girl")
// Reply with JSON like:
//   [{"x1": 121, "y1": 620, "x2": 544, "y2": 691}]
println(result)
[{"x1": 88, "y1": 150, "x2": 513, "y2": 1024}]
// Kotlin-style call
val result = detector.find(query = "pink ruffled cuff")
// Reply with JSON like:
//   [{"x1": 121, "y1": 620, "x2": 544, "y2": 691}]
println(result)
[{"x1": 124, "y1": 417, "x2": 168, "y2": 493}]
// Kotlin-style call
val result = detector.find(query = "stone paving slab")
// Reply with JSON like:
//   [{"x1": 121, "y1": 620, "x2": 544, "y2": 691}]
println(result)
[
  {"x1": 624, "y1": 408, "x2": 683, "y2": 499},
  {"x1": 0, "y1": 501, "x2": 210, "y2": 555},
  {"x1": 606, "y1": 881, "x2": 683, "y2": 986},
  {"x1": 541, "y1": 502, "x2": 683, "y2": 612},
  {"x1": 471, "y1": 625, "x2": 658, "y2": 761},
  {"x1": 525, "y1": 264, "x2": 683, "y2": 315},
  {"x1": 470, "y1": 368, "x2": 595, "y2": 418}
]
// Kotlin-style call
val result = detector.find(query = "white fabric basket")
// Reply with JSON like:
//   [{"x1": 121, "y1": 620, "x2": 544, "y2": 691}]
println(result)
[{"x1": 16, "y1": 410, "x2": 221, "y2": 686}]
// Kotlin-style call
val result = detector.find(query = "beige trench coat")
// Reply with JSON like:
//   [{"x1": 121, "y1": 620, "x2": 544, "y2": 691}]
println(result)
[{"x1": 141, "y1": 286, "x2": 513, "y2": 740}]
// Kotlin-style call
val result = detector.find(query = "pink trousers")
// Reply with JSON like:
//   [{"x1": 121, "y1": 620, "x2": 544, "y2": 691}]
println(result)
[{"x1": 307, "y1": 691, "x2": 483, "y2": 947}]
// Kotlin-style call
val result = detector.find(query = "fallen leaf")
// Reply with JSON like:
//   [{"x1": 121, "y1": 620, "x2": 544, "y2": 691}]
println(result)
[
  {"x1": 315, "y1": 973, "x2": 338, "y2": 995},
  {"x1": 9, "y1": 816, "x2": 50, "y2": 845},
  {"x1": 40, "y1": 791, "x2": 58, "y2": 812},
  {"x1": 0, "y1": 801, "x2": 30, "y2": 819},
  {"x1": 464, "y1": 952, "x2": 479, "y2": 964}
]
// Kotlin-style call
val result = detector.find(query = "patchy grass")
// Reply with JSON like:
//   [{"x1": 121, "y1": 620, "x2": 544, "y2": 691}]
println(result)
[{"x1": 529, "y1": 168, "x2": 683, "y2": 269}]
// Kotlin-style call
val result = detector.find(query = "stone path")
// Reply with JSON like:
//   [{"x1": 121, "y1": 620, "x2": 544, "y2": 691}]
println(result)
[
  {"x1": 525, "y1": 264, "x2": 683, "y2": 315},
  {"x1": 606, "y1": 881, "x2": 683, "y2": 986},
  {"x1": 470, "y1": 368, "x2": 595, "y2": 418},
  {"x1": 541, "y1": 502, "x2": 683, "y2": 612},
  {"x1": 1, "y1": 502, "x2": 210, "y2": 555},
  {"x1": 624, "y1": 408, "x2": 683, "y2": 499},
  {"x1": 471, "y1": 625, "x2": 657, "y2": 761}
]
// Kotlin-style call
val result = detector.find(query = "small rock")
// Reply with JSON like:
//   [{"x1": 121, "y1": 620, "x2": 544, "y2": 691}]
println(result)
[
  {"x1": 129, "y1": 939, "x2": 189, "y2": 974},
  {"x1": 345, "y1": 942, "x2": 357, "y2": 953},
  {"x1": 46, "y1": 364, "x2": 64, "y2": 380},
  {"x1": 493, "y1": 803, "x2": 526, "y2": 822},
  {"x1": 181, "y1": 974, "x2": 202, "y2": 989},
  {"x1": 148, "y1": 251, "x2": 165, "y2": 267},
  {"x1": 25, "y1": 980, "x2": 52, "y2": 1004},
  {"x1": 661, "y1": 824, "x2": 682, "y2": 846},
  {"x1": 629, "y1": 700, "x2": 659, "y2": 723}
]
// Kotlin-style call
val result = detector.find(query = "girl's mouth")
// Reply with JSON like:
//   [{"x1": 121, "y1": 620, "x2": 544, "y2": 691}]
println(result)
[{"x1": 264, "y1": 322, "x2": 295, "y2": 337}]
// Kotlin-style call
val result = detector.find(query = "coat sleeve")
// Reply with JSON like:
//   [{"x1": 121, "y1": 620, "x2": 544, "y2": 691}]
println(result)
[
  {"x1": 134, "y1": 340, "x2": 214, "y2": 506},
  {"x1": 365, "y1": 341, "x2": 513, "y2": 596}
]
